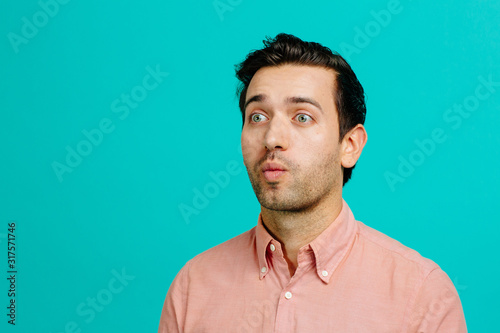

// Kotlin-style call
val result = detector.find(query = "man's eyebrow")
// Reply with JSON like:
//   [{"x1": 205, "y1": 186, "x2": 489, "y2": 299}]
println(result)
[
  {"x1": 244, "y1": 94, "x2": 266, "y2": 110},
  {"x1": 285, "y1": 96, "x2": 323, "y2": 113},
  {"x1": 244, "y1": 94, "x2": 323, "y2": 112}
]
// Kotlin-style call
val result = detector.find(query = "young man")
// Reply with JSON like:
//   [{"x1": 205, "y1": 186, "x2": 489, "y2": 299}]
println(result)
[{"x1": 158, "y1": 33, "x2": 467, "y2": 332}]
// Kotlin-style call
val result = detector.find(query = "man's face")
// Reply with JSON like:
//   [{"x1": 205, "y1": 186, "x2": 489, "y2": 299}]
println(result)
[{"x1": 241, "y1": 64, "x2": 344, "y2": 212}]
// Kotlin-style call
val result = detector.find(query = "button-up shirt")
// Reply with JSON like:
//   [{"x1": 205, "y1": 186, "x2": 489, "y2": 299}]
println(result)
[{"x1": 159, "y1": 199, "x2": 467, "y2": 332}]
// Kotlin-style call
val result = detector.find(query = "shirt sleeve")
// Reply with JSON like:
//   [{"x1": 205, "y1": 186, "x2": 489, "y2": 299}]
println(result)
[
  {"x1": 407, "y1": 267, "x2": 467, "y2": 333},
  {"x1": 158, "y1": 262, "x2": 190, "y2": 333}
]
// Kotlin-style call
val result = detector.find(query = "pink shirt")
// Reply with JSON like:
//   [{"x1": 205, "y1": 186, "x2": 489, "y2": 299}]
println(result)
[{"x1": 159, "y1": 199, "x2": 467, "y2": 332}]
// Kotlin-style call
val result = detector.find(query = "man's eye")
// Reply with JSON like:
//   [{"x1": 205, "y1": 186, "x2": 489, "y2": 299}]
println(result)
[
  {"x1": 296, "y1": 114, "x2": 312, "y2": 123},
  {"x1": 251, "y1": 114, "x2": 268, "y2": 122}
]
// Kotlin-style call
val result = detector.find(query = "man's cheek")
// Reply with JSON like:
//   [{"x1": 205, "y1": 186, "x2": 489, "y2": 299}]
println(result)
[{"x1": 241, "y1": 143, "x2": 259, "y2": 163}]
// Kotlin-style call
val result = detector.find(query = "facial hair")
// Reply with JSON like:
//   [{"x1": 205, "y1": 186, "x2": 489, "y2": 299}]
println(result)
[{"x1": 245, "y1": 149, "x2": 340, "y2": 213}]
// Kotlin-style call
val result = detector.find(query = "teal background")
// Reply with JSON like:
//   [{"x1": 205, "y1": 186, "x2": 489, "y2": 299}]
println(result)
[{"x1": 1, "y1": 0, "x2": 499, "y2": 331}]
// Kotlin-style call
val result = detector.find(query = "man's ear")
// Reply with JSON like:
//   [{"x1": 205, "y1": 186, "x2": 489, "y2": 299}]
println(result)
[{"x1": 340, "y1": 124, "x2": 368, "y2": 168}]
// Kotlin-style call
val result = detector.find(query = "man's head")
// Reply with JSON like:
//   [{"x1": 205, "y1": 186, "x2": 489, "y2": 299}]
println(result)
[
  {"x1": 235, "y1": 33, "x2": 367, "y2": 213},
  {"x1": 235, "y1": 33, "x2": 367, "y2": 187}
]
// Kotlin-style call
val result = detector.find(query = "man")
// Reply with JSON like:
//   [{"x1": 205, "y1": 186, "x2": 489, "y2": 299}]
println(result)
[{"x1": 159, "y1": 33, "x2": 467, "y2": 332}]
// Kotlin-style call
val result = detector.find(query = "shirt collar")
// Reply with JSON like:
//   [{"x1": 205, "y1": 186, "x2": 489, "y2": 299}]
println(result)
[
  {"x1": 255, "y1": 213, "x2": 275, "y2": 280},
  {"x1": 255, "y1": 199, "x2": 358, "y2": 283}
]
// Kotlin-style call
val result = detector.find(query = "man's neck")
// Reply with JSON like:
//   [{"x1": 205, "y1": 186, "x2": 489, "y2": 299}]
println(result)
[{"x1": 260, "y1": 195, "x2": 343, "y2": 277}]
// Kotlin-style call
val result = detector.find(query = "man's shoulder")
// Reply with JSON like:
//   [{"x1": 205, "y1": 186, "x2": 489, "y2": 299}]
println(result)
[
  {"x1": 186, "y1": 226, "x2": 257, "y2": 268},
  {"x1": 355, "y1": 220, "x2": 440, "y2": 276}
]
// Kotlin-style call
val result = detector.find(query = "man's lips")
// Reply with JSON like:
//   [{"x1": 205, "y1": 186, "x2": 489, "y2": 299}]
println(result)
[{"x1": 261, "y1": 162, "x2": 287, "y2": 182}]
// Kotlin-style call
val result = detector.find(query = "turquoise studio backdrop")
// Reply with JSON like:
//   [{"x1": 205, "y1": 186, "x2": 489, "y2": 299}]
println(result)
[{"x1": 1, "y1": 0, "x2": 499, "y2": 332}]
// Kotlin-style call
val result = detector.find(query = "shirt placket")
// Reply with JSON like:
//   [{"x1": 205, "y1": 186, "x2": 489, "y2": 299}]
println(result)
[{"x1": 273, "y1": 246, "x2": 314, "y2": 333}]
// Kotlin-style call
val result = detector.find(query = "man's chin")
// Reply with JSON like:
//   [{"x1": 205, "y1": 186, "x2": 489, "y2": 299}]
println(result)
[{"x1": 258, "y1": 197, "x2": 308, "y2": 212}]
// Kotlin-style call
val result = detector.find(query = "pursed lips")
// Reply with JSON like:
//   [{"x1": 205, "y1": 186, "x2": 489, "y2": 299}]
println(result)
[{"x1": 261, "y1": 162, "x2": 287, "y2": 182}]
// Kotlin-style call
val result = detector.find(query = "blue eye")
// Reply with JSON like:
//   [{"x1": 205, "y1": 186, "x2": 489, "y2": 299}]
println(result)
[
  {"x1": 251, "y1": 114, "x2": 267, "y2": 122},
  {"x1": 296, "y1": 114, "x2": 312, "y2": 123}
]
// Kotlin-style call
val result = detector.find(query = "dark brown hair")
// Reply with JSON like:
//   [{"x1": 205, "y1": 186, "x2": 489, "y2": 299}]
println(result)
[{"x1": 235, "y1": 33, "x2": 366, "y2": 186}]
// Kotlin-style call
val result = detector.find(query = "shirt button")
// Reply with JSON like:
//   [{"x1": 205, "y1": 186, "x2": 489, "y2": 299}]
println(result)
[
  {"x1": 321, "y1": 270, "x2": 328, "y2": 277},
  {"x1": 284, "y1": 291, "x2": 292, "y2": 299},
  {"x1": 270, "y1": 244, "x2": 276, "y2": 251},
  {"x1": 261, "y1": 267, "x2": 267, "y2": 273}
]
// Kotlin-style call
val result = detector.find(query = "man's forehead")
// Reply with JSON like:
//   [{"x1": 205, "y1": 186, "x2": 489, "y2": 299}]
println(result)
[
  {"x1": 249, "y1": 64, "x2": 336, "y2": 83},
  {"x1": 245, "y1": 64, "x2": 337, "y2": 109}
]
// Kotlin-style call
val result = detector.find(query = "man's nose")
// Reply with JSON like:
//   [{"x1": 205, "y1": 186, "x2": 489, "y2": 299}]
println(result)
[{"x1": 263, "y1": 115, "x2": 289, "y2": 151}]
